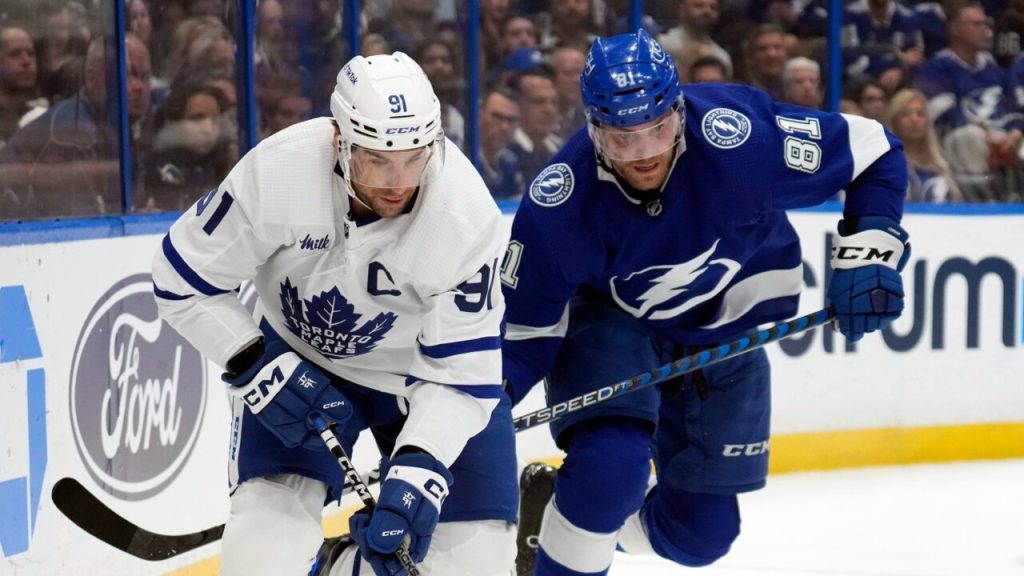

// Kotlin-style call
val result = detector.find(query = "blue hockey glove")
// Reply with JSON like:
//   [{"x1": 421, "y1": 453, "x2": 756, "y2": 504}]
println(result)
[
  {"x1": 827, "y1": 216, "x2": 910, "y2": 343},
  {"x1": 350, "y1": 451, "x2": 453, "y2": 576},
  {"x1": 224, "y1": 338, "x2": 351, "y2": 449}
]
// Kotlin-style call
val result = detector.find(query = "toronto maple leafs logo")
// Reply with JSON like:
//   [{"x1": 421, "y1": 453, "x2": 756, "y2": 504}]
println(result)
[
  {"x1": 609, "y1": 239, "x2": 741, "y2": 321},
  {"x1": 279, "y1": 278, "x2": 397, "y2": 359}
]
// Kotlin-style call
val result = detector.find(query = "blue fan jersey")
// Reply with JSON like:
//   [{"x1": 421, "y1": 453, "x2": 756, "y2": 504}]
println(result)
[{"x1": 501, "y1": 83, "x2": 908, "y2": 394}]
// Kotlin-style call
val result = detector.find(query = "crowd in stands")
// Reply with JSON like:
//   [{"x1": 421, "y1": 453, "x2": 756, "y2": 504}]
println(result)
[{"x1": 0, "y1": 0, "x2": 1021, "y2": 220}]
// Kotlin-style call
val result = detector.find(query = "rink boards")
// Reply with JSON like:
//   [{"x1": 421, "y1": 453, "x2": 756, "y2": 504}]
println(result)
[{"x1": 1, "y1": 208, "x2": 1022, "y2": 574}]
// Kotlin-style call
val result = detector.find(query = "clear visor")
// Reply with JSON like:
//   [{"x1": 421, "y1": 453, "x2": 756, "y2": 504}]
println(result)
[
  {"x1": 349, "y1": 144, "x2": 434, "y2": 189},
  {"x1": 591, "y1": 111, "x2": 682, "y2": 161}
]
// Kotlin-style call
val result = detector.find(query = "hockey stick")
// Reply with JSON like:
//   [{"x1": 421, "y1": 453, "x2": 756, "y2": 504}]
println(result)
[
  {"x1": 51, "y1": 477, "x2": 224, "y2": 561},
  {"x1": 309, "y1": 413, "x2": 422, "y2": 576},
  {"x1": 51, "y1": 437, "x2": 382, "y2": 562},
  {"x1": 512, "y1": 307, "x2": 835, "y2": 432}
]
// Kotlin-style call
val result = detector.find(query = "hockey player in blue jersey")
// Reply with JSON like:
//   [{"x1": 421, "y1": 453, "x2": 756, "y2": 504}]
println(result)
[{"x1": 502, "y1": 30, "x2": 910, "y2": 576}]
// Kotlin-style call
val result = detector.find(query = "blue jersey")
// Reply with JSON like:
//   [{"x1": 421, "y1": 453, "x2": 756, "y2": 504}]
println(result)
[
  {"x1": 501, "y1": 83, "x2": 907, "y2": 392},
  {"x1": 842, "y1": 0, "x2": 924, "y2": 77},
  {"x1": 916, "y1": 49, "x2": 1024, "y2": 134}
]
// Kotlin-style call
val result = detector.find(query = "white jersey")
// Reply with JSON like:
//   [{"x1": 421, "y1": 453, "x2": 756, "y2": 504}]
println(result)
[{"x1": 152, "y1": 117, "x2": 508, "y2": 466}]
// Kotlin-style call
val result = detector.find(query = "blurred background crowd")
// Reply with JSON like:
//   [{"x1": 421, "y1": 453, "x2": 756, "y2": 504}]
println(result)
[{"x1": 0, "y1": 0, "x2": 1021, "y2": 220}]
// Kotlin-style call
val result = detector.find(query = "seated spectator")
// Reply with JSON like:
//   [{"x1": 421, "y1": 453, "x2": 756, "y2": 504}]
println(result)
[
  {"x1": 688, "y1": 55, "x2": 730, "y2": 82},
  {"x1": 658, "y1": 0, "x2": 733, "y2": 79},
  {"x1": 850, "y1": 77, "x2": 889, "y2": 122},
  {"x1": 782, "y1": 56, "x2": 823, "y2": 108},
  {"x1": 1, "y1": 39, "x2": 122, "y2": 218},
  {"x1": 366, "y1": 0, "x2": 437, "y2": 55},
  {"x1": 478, "y1": 87, "x2": 525, "y2": 199},
  {"x1": 0, "y1": 23, "x2": 37, "y2": 150},
  {"x1": 141, "y1": 79, "x2": 231, "y2": 211},
  {"x1": 488, "y1": 46, "x2": 545, "y2": 90},
  {"x1": 886, "y1": 88, "x2": 962, "y2": 202},
  {"x1": 742, "y1": 24, "x2": 788, "y2": 100},
  {"x1": 537, "y1": 0, "x2": 598, "y2": 54},
  {"x1": 842, "y1": 0, "x2": 925, "y2": 92},
  {"x1": 911, "y1": 0, "x2": 948, "y2": 57},
  {"x1": 551, "y1": 45, "x2": 587, "y2": 139},
  {"x1": 916, "y1": 2, "x2": 1024, "y2": 202},
  {"x1": 416, "y1": 40, "x2": 465, "y2": 150},
  {"x1": 360, "y1": 33, "x2": 391, "y2": 57},
  {"x1": 480, "y1": 0, "x2": 513, "y2": 71},
  {"x1": 509, "y1": 64, "x2": 563, "y2": 183},
  {"x1": 494, "y1": 12, "x2": 538, "y2": 74},
  {"x1": 261, "y1": 81, "x2": 311, "y2": 138}
]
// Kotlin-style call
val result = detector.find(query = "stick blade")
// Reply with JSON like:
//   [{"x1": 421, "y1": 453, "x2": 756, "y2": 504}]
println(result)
[{"x1": 51, "y1": 477, "x2": 223, "y2": 561}]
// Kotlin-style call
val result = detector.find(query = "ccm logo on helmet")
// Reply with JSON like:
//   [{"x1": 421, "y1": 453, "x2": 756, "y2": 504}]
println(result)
[
  {"x1": 385, "y1": 126, "x2": 420, "y2": 134},
  {"x1": 617, "y1": 104, "x2": 649, "y2": 115}
]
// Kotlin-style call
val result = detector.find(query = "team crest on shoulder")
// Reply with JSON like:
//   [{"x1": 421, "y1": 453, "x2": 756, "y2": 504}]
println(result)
[
  {"x1": 530, "y1": 163, "x2": 574, "y2": 207},
  {"x1": 701, "y1": 108, "x2": 751, "y2": 149}
]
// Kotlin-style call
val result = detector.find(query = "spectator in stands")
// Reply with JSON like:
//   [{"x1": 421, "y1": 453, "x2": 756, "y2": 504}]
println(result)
[
  {"x1": 551, "y1": 45, "x2": 587, "y2": 139},
  {"x1": 161, "y1": 16, "x2": 235, "y2": 92},
  {"x1": 851, "y1": 78, "x2": 889, "y2": 122},
  {"x1": 782, "y1": 56, "x2": 823, "y2": 108},
  {"x1": 16, "y1": 53, "x2": 82, "y2": 130},
  {"x1": 538, "y1": 0, "x2": 597, "y2": 53},
  {"x1": 912, "y1": 0, "x2": 948, "y2": 58},
  {"x1": 125, "y1": 34, "x2": 153, "y2": 134},
  {"x1": 509, "y1": 65, "x2": 563, "y2": 182},
  {"x1": 360, "y1": 33, "x2": 391, "y2": 56},
  {"x1": 916, "y1": 2, "x2": 1024, "y2": 202},
  {"x1": 127, "y1": 0, "x2": 154, "y2": 48},
  {"x1": 1, "y1": 39, "x2": 120, "y2": 218},
  {"x1": 488, "y1": 46, "x2": 545, "y2": 91},
  {"x1": 481, "y1": 0, "x2": 512, "y2": 71},
  {"x1": 417, "y1": 40, "x2": 466, "y2": 150},
  {"x1": 36, "y1": 1, "x2": 91, "y2": 94},
  {"x1": 887, "y1": 88, "x2": 962, "y2": 202},
  {"x1": 141, "y1": 79, "x2": 231, "y2": 211},
  {"x1": 688, "y1": 55, "x2": 730, "y2": 82},
  {"x1": 498, "y1": 12, "x2": 538, "y2": 68},
  {"x1": 842, "y1": 0, "x2": 924, "y2": 93},
  {"x1": 743, "y1": 24, "x2": 788, "y2": 100},
  {"x1": 0, "y1": 23, "x2": 38, "y2": 150},
  {"x1": 658, "y1": 0, "x2": 733, "y2": 79},
  {"x1": 367, "y1": 0, "x2": 437, "y2": 55},
  {"x1": 263, "y1": 89, "x2": 310, "y2": 137},
  {"x1": 479, "y1": 86, "x2": 526, "y2": 199},
  {"x1": 254, "y1": 0, "x2": 287, "y2": 70}
]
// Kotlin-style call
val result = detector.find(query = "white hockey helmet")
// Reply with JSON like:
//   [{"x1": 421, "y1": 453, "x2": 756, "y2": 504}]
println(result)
[{"x1": 331, "y1": 52, "x2": 444, "y2": 189}]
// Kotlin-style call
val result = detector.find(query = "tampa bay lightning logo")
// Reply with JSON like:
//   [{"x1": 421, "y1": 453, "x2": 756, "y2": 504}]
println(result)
[
  {"x1": 609, "y1": 239, "x2": 741, "y2": 320},
  {"x1": 280, "y1": 278, "x2": 397, "y2": 359},
  {"x1": 529, "y1": 163, "x2": 574, "y2": 207},
  {"x1": 701, "y1": 108, "x2": 751, "y2": 150}
]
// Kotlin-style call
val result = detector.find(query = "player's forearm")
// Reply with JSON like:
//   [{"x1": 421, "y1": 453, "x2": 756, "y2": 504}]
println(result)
[
  {"x1": 154, "y1": 291, "x2": 263, "y2": 369},
  {"x1": 394, "y1": 382, "x2": 500, "y2": 467}
]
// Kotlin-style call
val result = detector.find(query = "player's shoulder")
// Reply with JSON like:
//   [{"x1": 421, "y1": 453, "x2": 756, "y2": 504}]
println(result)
[
  {"x1": 230, "y1": 117, "x2": 340, "y2": 231},
  {"x1": 682, "y1": 83, "x2": 778, "y2": 151}
]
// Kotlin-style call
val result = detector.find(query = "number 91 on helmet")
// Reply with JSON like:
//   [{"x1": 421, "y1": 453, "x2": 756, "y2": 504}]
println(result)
[{"x1": 331, "y1": 52, "x2": 444, "y2": 190}]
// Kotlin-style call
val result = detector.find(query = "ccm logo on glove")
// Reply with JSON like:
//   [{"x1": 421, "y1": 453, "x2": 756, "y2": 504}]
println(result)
[
  {"x1": 242, "y1": 367, "x2": 286, "y2": 412},
  {"x1": 830, "y1": 228, "x2": 906, "y2": 270}
]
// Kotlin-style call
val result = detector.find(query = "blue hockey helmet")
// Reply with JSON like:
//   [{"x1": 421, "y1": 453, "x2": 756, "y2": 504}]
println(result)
[{"x1": 581, "y1": 29, "x2": 682, "y2": 128}]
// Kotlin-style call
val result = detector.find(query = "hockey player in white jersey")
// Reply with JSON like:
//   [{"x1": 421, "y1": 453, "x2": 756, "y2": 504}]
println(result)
[
  {"x1": 502, "y1": 30, "x2": 910, "y2": 575},
  {"x1": 152, "y1": 52, "x2": 518, "y2": 576}
]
